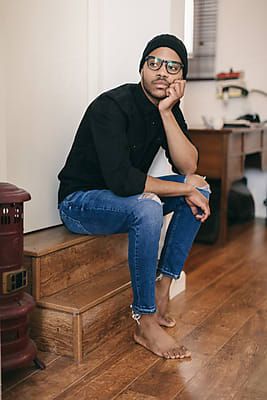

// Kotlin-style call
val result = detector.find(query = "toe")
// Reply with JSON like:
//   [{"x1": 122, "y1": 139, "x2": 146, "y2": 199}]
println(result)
[
  {"x1": 175, "y1": 348, "x2": 185, "y2": 359},
  {"x1": 166, "y1": 317, "x2": 176, "y2": 327},
  {"x1": 158, "y1": 314, "x2": 176, "y2": 328},
  {"x1": 180, "y1": 345, "x2": 191, "y2": 358},
  {"x1": 185, "y1": 350, "x2": 191, "y2": 358},
  {"x1": 163, "y1": 351, "x2": 171, "y2": 359}
]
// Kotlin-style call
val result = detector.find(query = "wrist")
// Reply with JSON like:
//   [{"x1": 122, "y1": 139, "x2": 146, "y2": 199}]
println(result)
[
  {"x1": 158, "y1": 107, "x2": 172, "y2": 117},
  {"x1": 183, "y1": 182, "x2": 195, "y2": 196}
]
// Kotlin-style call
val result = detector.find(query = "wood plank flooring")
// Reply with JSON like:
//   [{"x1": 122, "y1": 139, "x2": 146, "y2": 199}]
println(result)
[{"x1": 2, "y1": 219, "x2": 267, "y2": 400}]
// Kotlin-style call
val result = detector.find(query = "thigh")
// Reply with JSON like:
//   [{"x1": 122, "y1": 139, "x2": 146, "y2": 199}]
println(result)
[{"x1": 59, "y1": 189, "x2": 143, "y2": 235}]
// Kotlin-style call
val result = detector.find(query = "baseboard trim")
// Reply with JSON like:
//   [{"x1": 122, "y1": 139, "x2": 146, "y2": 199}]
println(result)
[{"x1": 169, "y1": 271, "x2": 186, "y2": 300}]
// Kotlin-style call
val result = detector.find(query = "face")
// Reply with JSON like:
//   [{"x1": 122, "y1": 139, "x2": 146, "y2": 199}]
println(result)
[{"x1": 140, "y1": 47, "x2": 183, "y2": 105}]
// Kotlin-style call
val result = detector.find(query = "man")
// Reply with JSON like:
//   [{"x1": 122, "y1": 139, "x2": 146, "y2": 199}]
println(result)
[{"x1": 58, "y1": 34, "x2": 210, "y2": 360}]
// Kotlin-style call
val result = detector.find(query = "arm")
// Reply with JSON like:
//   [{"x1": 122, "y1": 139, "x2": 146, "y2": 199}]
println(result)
[
  {"x1": 158, "y1": 80, "x2": 198, "y2": 175},
  {"x1": 144, "y1": 175, "x2": 210, "y2": 222}
]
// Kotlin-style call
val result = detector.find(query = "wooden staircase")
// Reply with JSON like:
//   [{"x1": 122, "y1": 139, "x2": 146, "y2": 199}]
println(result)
[{"x1": 23, "y1": 226, "x2": 132, "y2": 362}]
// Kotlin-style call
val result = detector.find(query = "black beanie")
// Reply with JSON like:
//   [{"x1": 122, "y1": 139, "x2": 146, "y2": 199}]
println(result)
[{"x1": 139, "y1": 34, "x2": 188, "y2": 79}]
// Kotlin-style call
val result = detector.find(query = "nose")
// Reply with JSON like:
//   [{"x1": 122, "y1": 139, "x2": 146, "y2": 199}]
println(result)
[{"x1": 157, "y1": 62, "x2": 168, "y2": 76}]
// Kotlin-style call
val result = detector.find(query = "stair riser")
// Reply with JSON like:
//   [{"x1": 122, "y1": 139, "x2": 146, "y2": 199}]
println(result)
[
  {"x1": 25, "y1": 234, "x2": 128, "y2": 300},
  {"x1": 30, "y1": 308, "x2": 73, "y2": 357},
  {"x1": 82, "y1": 288, "x2": 132, "y2": 359},
  {"x1": 30, "y1": 287, "x2": 133, "y2": 361}
]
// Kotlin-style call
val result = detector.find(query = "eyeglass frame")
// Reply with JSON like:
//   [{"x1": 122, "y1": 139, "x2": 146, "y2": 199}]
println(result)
[{"x1": 144, "y1": 55, "x2": 184, "y2": 75}]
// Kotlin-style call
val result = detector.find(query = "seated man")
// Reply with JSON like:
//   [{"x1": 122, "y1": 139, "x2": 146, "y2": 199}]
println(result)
[{"x1": 58, "y1": 34, "x2": 210, "y2": 360}]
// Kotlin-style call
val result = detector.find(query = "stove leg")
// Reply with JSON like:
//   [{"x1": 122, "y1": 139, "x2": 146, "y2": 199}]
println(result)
[{"x1": 33, "y1": 357, "x2": 46, "y2": 370}]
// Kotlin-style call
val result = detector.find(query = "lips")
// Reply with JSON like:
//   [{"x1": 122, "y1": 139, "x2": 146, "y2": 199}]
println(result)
[{"x1": 153, "y1": 80, "x2": 169, "y2": 88}]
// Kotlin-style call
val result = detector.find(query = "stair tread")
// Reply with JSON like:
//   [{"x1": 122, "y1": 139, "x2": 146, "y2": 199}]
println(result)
[
  {"x1": 38, "y1": 261, "x2": 131, "y2": 314},
  {"x1": 23, "y1": 225, "x2": 127, "y2": 257}
]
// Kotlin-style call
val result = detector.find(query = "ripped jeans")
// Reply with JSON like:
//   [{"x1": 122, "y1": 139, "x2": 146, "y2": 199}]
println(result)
[{"x1": 58, "y1": 174, "x2": 210, "y2": 315}]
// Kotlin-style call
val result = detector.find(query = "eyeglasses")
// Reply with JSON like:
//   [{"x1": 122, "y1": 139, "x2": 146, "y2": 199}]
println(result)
[{"x1": 144, "y1": 56, "x2": 184, "y2": 75}]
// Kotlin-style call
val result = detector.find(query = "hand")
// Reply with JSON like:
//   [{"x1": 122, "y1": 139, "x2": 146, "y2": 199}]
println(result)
[
  {"x1": 158, "y1": 79, "x2": 186, "y2": 113},
  {"x1": 185, "y1": 187, "x2": 210, "y2": 223}
]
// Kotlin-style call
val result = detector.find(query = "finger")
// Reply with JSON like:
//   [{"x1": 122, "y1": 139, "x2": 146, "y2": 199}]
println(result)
[
  {"x1": 173, "y1": 78, "x2": 185, "y2": 84},
  {"x1": 190, "y1": 205, "x2": 198, "y2": 216},
  {"x1": 198, "y1": 214, "x2": 207, "y2": 223},
  {"x1": 196, "y1": 214, "x2": 207, "y2": 223},
  {"x1": 167, "y1": 87, "x2": 177, "y2": 98},
  {"x1": 165, "y1": 88, "x2": 171, "y2": 97},
  {"x1": 198, "y1": 206, "x2": 210, "y2": 222},
  {"x1": 173, "y1": 79, "x2": 186, "y2": 89},
  {"x1": 170, "y1": 81, "x2": 180, "y2": 90},
  {"x1": 173, "y1": 81, "x2": 185, "y2": 98},
  {"x1": 193, "y1": 201, "x2": 210, "y2": 220}
]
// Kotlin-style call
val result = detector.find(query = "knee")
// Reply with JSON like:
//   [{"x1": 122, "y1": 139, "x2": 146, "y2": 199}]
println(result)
[
  {"x1": 134, "y1": 193, "x2": 163, "y2": 226},
  {"x1": 138, "y1": 192, "x2": 162, "y2": 205},
  {"x1": 185, "y1": 174, "x2": 211, "y2": 200},
  {"x1": 186, "y1": 174, "x2": 209, "y2": 188},
  {"x1": 186, "y1": 174, "x2": 206, "y2": 187}
]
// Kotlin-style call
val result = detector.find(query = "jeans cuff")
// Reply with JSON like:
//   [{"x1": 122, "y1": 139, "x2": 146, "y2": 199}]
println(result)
[
  {"x1": 157, "y1": 267, "x2": 181, "y2": 280},
  {"x1": 130, "y1": 304, "x2": 156, "y2": 315}
]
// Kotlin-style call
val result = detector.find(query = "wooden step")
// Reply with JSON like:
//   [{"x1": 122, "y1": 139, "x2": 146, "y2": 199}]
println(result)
[
  {"x1": 37, "y1": 261, "x2": 131, "y2": 313},
  {"x1": 24, "y1": 225, "x2": 186, "y2": 364},
  {"x1": 23, "y1": 225, "x2": 128, "y2": 300},
  {"x1": 30, "y1": 261, "x2": 132, "y2": 362}
]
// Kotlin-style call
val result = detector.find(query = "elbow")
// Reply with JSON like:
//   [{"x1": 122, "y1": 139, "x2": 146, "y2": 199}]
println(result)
[
  {"x1": 179, "y1": 161, "x2": 197, "y2": 176},
  {"x1": 186, "y1": 149, "x2": 198, "y2": 174},
  {"x1": 174, "y1": 147, "x2": 198, "y2": 176},
  {"x1": 188, "y1": 161, "x2": 198, "y2": 174}
]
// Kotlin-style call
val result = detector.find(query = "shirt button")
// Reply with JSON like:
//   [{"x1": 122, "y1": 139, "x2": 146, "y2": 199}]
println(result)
[
  {"x1": 152, "y1": 121, "x2": 156, "y2": 126},
  {"x1": 156, "y1": 137, "x2": 161, "y2": 142},
  {"x1": 132, "y1": 144, "x2": 137, "y2": 149}
]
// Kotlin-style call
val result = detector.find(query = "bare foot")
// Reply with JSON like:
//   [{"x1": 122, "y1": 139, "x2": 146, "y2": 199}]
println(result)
[
  {"x1": 133, "y1": 314, "x2": 191, "y2": 359},
  {"x1": 156, "y1": 276, "x2": 176, "y2": 328}
]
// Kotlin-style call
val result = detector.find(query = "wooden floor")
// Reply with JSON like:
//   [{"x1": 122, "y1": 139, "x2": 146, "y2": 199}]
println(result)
[{"x1": 2, "y1": 219, "x2": 267, "y2": 400}]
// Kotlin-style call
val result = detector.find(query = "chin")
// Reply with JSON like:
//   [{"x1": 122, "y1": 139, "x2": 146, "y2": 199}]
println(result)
[
  {"x1": 154, "y1": 93, "x2": 168, "y2": 100},
  {"x1": 151, "y1": 88, "x2": 167, "y2": 99}
]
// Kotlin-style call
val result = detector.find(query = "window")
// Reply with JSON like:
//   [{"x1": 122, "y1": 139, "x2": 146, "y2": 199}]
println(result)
[{"x1": 184, "y1": 0, "x2": 218, "y2": 80}]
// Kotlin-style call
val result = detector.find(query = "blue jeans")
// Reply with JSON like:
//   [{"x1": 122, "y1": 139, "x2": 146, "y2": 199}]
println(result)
[{"x1": 58, "y1": 174, "x2": 210, "y2": 315}]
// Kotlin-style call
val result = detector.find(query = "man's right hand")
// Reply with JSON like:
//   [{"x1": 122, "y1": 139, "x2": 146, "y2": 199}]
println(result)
[{"x1": 184, "y1": 187, "x2": 210, "y2": 223}]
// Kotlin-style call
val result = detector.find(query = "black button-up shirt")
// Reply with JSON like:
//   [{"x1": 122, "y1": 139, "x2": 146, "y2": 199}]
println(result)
[{"x1": 58, "y1": 83, "x2": 189, "y2": 203}]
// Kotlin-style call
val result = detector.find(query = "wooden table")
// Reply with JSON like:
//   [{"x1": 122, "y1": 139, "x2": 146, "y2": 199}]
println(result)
[{"x1": 189, "y1": 126, "x2": 267, "y2": 244}]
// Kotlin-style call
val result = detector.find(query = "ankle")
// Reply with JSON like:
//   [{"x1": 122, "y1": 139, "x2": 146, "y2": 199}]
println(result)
[
  {"x1": 138, "y1": 313, "x2": 157, "y2": 327},
  {"x1": 157, "y1": 276, "x2": 172, "y2": 294}
]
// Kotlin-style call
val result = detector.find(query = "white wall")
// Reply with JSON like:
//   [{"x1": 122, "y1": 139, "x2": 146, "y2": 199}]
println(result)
[
  {"x1": 1, "y1": 0, "x2": 88, "y2": 231},
  {"x1": 1, "y1": 0, "x2": 181, "y2": 231},
  {"x1": 0, "y1": 6, "x2": 7, "y2": 181},
  {"x1": 182, "y1": 0, "x2": 267, "y2": 217},
  {"x1": 96, "y1": 0, "x2": 172, "y2": 91}
]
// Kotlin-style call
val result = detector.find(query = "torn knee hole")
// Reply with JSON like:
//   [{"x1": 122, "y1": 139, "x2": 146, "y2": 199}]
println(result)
[
  {"x1": 138, "y1": 192, "x2": 162, "y2": 205},
  {"x1": 186, "y1": 174, "x2": 208, "y2": 187}
]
